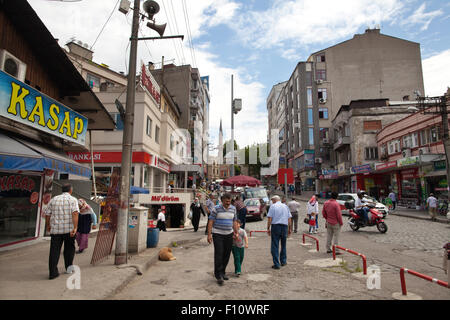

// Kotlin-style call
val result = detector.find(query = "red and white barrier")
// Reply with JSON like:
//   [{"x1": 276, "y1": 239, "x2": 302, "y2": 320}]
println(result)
[
  {"x1": 332, "y1": 245, "x2": 367, "y2": 275},
  {"x1": 302, "y1": 233, "x2": 319, "y2": 252},
  {"x1": 400, "y1": 267, "x2": 449, "y2": 296}
]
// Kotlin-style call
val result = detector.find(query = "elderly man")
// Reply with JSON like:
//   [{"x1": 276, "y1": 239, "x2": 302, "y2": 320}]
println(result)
[
  {"x1": 267, "y1": 195, "x2": 292, "y2": 269},
  {"x1": 45, "y1": 183, "x2": 79, "y2": 279}
]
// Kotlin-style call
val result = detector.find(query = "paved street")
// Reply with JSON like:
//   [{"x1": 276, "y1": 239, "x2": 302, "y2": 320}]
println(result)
[{"x1": 113, "y1": 215, "x2": 450, "y2": 300}]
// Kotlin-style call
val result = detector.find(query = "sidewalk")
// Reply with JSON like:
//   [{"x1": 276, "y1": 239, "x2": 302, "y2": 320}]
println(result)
[
  {"x1": 273, "y1": 191, "x2": 449, "y2": 224},
  {"x1": 0, "y1": 221, "x2": 209, "y2": 300}
]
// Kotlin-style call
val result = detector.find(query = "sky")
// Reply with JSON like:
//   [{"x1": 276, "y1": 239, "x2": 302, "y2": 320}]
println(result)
[{"x1": 29, "y1": 0, "x2": 450, "y2": 155}]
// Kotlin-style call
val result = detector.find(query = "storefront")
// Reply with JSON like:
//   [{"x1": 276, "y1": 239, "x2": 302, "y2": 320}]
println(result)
[
  {"x1": 424, "y1": 160, "x2": 448, "y2": 199},
  {"x1": 67, "y1": 151, "x2": 170, "y2": 193}
]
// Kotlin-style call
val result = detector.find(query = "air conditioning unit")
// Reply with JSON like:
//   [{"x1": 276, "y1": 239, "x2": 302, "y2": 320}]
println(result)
[
  {"x1": 402, "y1": 148, "x2": 411, "y2": 158},
  {"x1": 0, "y1": 49, "x2": 27, "y2": 82},
  {"x1": 419, "y1": 146, "x2": 430, "y2": 155},
  {"x1": 315, "y1": 79, "x2": 323, "y2": 85},
  {"x1": 319, "y1": 98, "x2": 327, "y2": 104}
]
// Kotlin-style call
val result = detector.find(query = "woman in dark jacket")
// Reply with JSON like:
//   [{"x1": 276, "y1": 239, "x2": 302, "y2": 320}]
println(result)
[{"x1": 190, "y1": 197, "x2": 206, "y2": 232}]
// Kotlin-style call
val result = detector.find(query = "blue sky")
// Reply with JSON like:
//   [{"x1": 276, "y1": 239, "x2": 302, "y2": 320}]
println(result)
[{"x1": 29, "y1": 0, "x2": 450, "y2": 153}]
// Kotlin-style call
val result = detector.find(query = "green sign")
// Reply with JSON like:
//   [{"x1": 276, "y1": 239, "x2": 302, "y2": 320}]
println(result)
[{"x1": 433, "y1": 160, "x2": 446, "y2": 171}]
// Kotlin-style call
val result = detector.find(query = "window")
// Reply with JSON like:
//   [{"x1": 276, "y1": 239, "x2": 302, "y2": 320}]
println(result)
[
  {"x1": 307, "y1": 88, "x2": 313, "y2": 106},
  {"x1": 319, "y1": 108, "x2": 328, "y2": 119},
  {"x1": 388, "y1": 139, "x2": 400, "y2": 155},
  {"x1": 170, "y1": 134, "x2": 175, "y2": 150},
  {"x1": 146, "y1": 116, "x2": 152, "y2": 137},
  {"x1": 316, "y1": 54, "x2": 325, "y2": 62},
  {"x1": 308, "y1": 108, "x2": 313, "y2": 125},
  {"x1": 316, "y1": 70, "x2": 326, "y2": 80},
  {"x1": 318, "y1": 88, "x2": 327, "y2": 100},
  {"x1": 86, "y1": 73, "x2": 100, "y2": 89},
  {"x1": 298, "y1": 132, "x2": 302, "y2": 148},
  {"x1": 155, "y1": 125, "x2": 160, "y2": 144},
  {"x1": 319, "y1": 127, "x2": 329, "y2": 139},
  {"x1": 402, "y1": 135, "x2": 412, "y2": 149},
  {"x1": 306, "y1": 72, "x2": 312, "y2": 86},
  {"x1": 420, "y1": 129, "x2": 429, "y2": 145},
  {"x1": 430, "y1": 126, "x2": 441, "y2": 143},
  {"x1": 365, "y1": 147, "x2": 378, "y2": 160},
  {"x1": 110, "y1": 113, "x2": 124, "y2": 130},
  {"x1": 308, "y1": 128, "x2": 314, "y2": 145},
  {"x1": 297, "y1": 94, "x2": 300, "y2": 109}
]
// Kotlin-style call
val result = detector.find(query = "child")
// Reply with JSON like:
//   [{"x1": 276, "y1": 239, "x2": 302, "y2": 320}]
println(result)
[
  {"x1": 157, "y1": 209, "x2": 167, "y2": 232},
  {"x1": 307, "y1": 195, "x2": 319, "y2": 234},
  {"x1": 232, "y1": 220, "x2": 248, "y2": 276}
]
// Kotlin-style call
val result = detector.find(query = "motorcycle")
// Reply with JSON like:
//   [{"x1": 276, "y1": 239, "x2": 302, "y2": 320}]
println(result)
[{"x1": 345, "y1": 201, "x2": 388, "y2": 234}]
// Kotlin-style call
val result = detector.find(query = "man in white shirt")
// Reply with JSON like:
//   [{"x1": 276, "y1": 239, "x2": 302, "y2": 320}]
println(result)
[
  {"x1": 355, "y1": 192, "x2": 369, "y2": 225},
  {"x1": 388, "y1": 191, "x2": 397, "y2": 210},
  {"x1": 157, "y1": 209, "x2": 166, "y2": 231},
  {"x1": 287, "y1": 198, "x2": 301, "y2": 233},
  {"x1": 267, "y1": 195, "x2": 292, "y2": 269},
  {"x1": 426, "y1": 193, "x2": 438, "y2": 221}
]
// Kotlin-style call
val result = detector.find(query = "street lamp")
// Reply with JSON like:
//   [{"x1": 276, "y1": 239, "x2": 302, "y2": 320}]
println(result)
[{"x1": 230, "y1": 74, "x2": 242, "y2": 177}]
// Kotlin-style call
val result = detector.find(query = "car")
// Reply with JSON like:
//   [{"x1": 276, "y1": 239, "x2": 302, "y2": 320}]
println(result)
[
  {"x1": 336, "y1": 193, "x2": 389, "y2": 218},
  {"x1": 244, "y1": 198, "x2": 265, "y2": 221}
]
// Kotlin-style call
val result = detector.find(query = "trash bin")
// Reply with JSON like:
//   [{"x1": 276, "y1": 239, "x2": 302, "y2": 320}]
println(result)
[{"x1": 147, "y1": 227, "x2": 160, "y2": 248}]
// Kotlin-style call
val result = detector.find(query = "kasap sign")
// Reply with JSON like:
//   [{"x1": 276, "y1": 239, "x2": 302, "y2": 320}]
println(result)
[{"x1": 0, "y1": 70, "x2": 88, "y2": 146}]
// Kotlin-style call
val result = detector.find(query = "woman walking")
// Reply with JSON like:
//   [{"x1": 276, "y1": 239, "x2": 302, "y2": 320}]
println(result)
[
  {"x1": 76, "y1": 199, "x2": 97, "y2": 253},
  {"x1": 190, "y1": 197, "x2": 206, "y2": 232}
]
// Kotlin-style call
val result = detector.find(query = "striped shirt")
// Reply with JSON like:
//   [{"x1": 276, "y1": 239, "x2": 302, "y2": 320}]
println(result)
[
  {"x1": 45, "y1": 192, "x2": 80, "y2": 235},
  {"x1": 209, "y1": 204, "x2": 237, "y2": 235}
]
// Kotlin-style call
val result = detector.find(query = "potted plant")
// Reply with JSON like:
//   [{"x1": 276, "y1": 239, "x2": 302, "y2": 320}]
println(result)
[{"x1": 179, "y1": 220, "x2": 185, "y2": 228}]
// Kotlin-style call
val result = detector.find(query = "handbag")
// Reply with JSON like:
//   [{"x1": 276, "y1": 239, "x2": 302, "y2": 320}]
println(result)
[
  {"x1": 303, "y1": 217, "x2": 310, "y2": 224},
  {"x1": 188, "y1": 210, "x2": 193, "y2": 220}
]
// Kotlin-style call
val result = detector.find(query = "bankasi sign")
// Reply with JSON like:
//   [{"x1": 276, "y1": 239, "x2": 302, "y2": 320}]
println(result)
[{"x1": 0, "y1": 70, "x2": 88, "y2": 146}]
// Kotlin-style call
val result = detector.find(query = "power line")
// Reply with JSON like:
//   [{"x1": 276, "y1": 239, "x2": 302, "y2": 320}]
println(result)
[
  {"x1": 169, "y1": 0, "x2": 186, "y2": 65},
  {"x1": 90, "y1": 0, "x2": 120, "y2": 51},
  {"x1": 161, "y1": 0, "x2": 181, "y2": 65},
  {"x1": 181, "y1": 0, "x2": 197, "y2": 68}
]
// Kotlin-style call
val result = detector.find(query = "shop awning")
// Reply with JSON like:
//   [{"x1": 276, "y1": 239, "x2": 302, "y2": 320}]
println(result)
[{"x1": 0, "y1": 133, "x2": 91, "y2": 177}]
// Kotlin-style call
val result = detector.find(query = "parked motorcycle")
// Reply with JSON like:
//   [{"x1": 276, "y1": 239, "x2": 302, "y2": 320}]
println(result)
[{"x1": 345, "y1": 201, "x2": 388, "y2": 233}]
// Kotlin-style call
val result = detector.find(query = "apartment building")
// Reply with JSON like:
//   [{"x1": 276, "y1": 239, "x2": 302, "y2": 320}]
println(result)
[{"x1": 272, "y1": 28, "x2": 425, "y2": 192}]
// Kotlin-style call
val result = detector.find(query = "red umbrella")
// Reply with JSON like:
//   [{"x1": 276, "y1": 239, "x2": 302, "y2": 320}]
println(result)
[{"x1": 220, "y1": 175, "x2": 262, "y2": 187}]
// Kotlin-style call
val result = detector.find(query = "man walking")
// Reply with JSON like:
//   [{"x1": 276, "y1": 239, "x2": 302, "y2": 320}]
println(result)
[
  {"x1": 207, "y1": 193, "x2": 240, "y2": 285},
  {"x1": 287, "y1": 197, "x2": 301, "y2": 233},
  {"x1": 267, "y1": 195, "x2": 292, "y2": 269},
  {"x1": 322, "y1": 192, "x2": 343, "y2": 254},
  {"x1": 388, "y1": 191, "x2": 397, "y2": 210},
  {"x1": 426, "y1": 193, "x2": 438, "y2": 221},
  {"x1": 45, "y1": 184, "x2": 79, "y2": 280}
]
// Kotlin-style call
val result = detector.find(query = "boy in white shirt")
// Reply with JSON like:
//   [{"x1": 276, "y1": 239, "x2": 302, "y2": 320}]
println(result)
[{"x1": 157, "y1": 209, "x2": 167, "y2": 232}]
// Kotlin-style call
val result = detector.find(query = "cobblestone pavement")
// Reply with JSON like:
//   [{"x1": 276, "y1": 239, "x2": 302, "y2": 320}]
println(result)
[{"x1": 113, "y1": 214, "x2": 450, "y2": 300}]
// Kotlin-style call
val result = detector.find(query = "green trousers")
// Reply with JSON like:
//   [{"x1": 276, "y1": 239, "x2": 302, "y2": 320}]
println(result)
[{"x1": 232, "y1": 246, "x2": 245, "y2": 273}]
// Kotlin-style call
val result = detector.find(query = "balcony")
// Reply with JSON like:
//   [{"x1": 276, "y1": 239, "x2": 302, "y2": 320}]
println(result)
[{"x1": 333, "y1": 136, "x2": 350, "y2": 150}]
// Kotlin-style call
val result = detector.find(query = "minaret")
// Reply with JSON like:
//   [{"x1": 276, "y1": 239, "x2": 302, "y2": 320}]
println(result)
[{"x1": 218, "y1": 119, "x2": 223, "y2": 165}]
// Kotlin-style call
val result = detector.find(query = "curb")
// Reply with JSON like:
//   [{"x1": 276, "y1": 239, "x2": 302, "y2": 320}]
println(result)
[
  {"x1": 102, "y1": 233, "x2": 205, "y2": 300},
  {"x1": 388, "y1": 212, "x2": 449, "y2": 224}
]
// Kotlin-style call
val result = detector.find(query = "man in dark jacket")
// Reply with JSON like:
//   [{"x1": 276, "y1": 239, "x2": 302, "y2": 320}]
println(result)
[{"x1": 190, "y1": 197, "x2": 206, "y2": 232}]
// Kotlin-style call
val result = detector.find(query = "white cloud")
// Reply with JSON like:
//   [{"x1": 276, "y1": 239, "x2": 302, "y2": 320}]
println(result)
[
  {"x1": 230, "y1": 0, "x2": 405, "y2": 50},
  {"x1": 422, "y1": 49, "x2": 450, "y2": 97},
  {"x1": 402, "y1": 3, "x2": 444, "y2": 31}
]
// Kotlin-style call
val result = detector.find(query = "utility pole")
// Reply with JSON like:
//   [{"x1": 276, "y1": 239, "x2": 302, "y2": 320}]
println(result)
[
  {"x1": 115, "y1": 0, "x2": 141, "y2": 266},
  {"x1": 231, "y1": 75, "x2": 234, "y2": 177}
]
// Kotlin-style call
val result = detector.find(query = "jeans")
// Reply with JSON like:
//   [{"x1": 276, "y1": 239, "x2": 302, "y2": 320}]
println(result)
[
  {"x1": 270, "y1": 224, "x2": 288, "y2": 267},
  {"x1": 49, "y1": 233, "x2": 75, "y2": 277},
  {"x1": 232, "y1": 246, "x2": 245, "y2": 274},
  {"x1": 357, "y1": 208, "x2": 369, "y2": 223},
  {"x1": 212, "y1": 233, "x2": 234, "y2": 279}
]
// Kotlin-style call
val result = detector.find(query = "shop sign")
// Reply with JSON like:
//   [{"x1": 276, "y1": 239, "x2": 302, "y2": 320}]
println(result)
[
  {"x1": 156, "y1": 157, "x2": 170, "y2": 173},
  {"x1": 0, "y1": 70, "x2": 88, "y2": 146},
  {"x1": 0, "y1": 174, "x2": 36, "y2": 193},
  {"x1": 67, "y1": 151, "x2": 153, "y2": 165},
  {"x1": 140, "y1": 63, "x2": 160, "y2": 104},
  {"x1": 401, "y1": 168, "x2": 418, "y2": 179},
  {"x1": 433, "y1": 160, "x2": 446, "y2": 171},
  {"x1": 375, "y1": 161, "x2": 397, "y2": 171},
  {"x1": 320, "y1": 168, "x2": 338, "y2": 180},
  {"x1": 398, "y1": 156, "x2": 419, "y2": 167},
  {"x1": 351, "y1": 164, "x2": 374, "y2": 174},
  {"x1": 151, "y1": 195, "x2": 180, "y2": 202}
]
